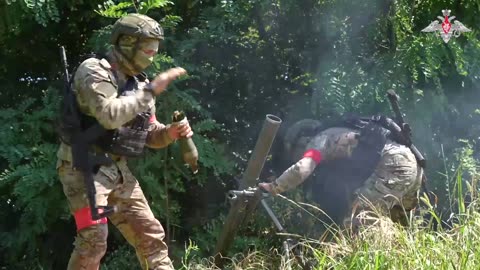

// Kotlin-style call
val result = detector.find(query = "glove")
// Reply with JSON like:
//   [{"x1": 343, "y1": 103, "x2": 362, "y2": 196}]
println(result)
[
  {"x1": 345, "y1": 122, "x2": 389, "y2": 190},
  {"x1": 258, "y1": 182, "x2": 281, "y2": 196},
  {"x1": 357, "y1": 121, "x2": 390, "y2": 153}
]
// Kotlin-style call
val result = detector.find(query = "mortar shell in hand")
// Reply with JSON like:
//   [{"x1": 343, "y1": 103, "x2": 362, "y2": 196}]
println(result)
[{"x1": 172, "y1": 111, "x2": 199, "y2": 174}]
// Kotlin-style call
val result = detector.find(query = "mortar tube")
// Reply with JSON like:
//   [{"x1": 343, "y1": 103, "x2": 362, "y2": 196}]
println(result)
[{"x1": 240, "y1": 114, "x2": 282, "y2": 189}]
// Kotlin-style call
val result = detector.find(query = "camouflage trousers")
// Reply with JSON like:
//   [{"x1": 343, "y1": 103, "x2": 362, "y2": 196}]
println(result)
[
  {"x1": 57, "y1": 158, "x2": 174, "y2": 270},
  {"x1": 344, "y1": 141, "x2": 423, "y2": 228}
]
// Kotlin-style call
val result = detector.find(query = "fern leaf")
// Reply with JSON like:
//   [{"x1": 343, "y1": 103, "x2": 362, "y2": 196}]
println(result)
[
  {"x1": 95, "y1": 1, "x2": 133, "y2": 18},
  {"x1": 138, "y1": 0, "x2": 174, "y2": 14}
]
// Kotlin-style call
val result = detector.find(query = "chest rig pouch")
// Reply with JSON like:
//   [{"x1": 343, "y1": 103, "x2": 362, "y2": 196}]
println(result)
[
  {"x1": 98, "y1": 113, "x2": 150, "y2": 157},
  {"x1": 94, "y1": 73, "x2": 151, "y2": 157},
  {"x1": 61, "y1": 55, "x2": 152, "y2": 158}
]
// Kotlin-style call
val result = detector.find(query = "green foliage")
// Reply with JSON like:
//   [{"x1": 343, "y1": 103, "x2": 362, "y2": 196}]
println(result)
[
  {"x1": 95, "y1": 0, "x2": 174, "y2": 17},
  {"x1": 185, "y1": 198, "x2": 480, "y2": 269},
  {"x1": 0, "y1": 90, "x2": 72, "y2": 268},
  {"x1": 101, "y1": 245, "x2": 142, "y2": 270},
  {"x1": 179, "y1": 240, "x2": 201, "y2": 270},
  {"x1": 5, "y1": 0, "x2": 61, "y2": 26},
  {"x1": 137, "y1": 0, "x2": 173, "y2": 15},
  {"x1": 0, "y1": 0, "x2": 107, "y2": 108},
  {"x1": 96, "y1": 1, "x2": 135, "y2": 18},
  {"x1": 3, "y1": 0, "x2": 480, "y2": 269}
]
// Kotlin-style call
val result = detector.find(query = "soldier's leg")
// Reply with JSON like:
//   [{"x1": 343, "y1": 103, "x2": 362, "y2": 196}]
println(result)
[
  {"x1": 346, "y1": 142, "x2": 422, "y2": 227},
  {"x1": 108, "y1": 179, "x2": 173, "y2": 270},
  {"x1": 57, "y1": 160, "x2": 118, "y2": 270}
]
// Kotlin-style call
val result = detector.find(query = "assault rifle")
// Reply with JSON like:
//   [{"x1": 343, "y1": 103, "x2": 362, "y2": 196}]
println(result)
[
  {"x1": 385, "y1": 90, "x2": 437, "y2": 207},
  {"x1": 59, "y1": 46, "x2": 115, "y2": 220},
  {"x1": 386, "y1": 90, "x2": 426, "y2": 168}
]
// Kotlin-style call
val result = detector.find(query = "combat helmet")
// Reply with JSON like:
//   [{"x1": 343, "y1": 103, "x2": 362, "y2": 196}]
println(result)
[
  {"x1": 283, "y1": 119, "x2": 323, "y2": 162},
  {"x1": 110, "y1": 13, "x2": 164, "y2": 76},
  {"x1": 110, "y1": 13, "x2": 164, "y2": 45}
]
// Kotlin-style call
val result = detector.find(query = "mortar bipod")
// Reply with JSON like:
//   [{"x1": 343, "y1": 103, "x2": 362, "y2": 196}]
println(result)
[{"x1": 226, "y1": 188, "x2": 313, "y2": 270}]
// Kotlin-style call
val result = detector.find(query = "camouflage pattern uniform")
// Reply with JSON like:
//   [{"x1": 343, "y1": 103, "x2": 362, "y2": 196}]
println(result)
[
  {"x1": 268, "y1": 122, "x2": 423, "y2": 227},
  {"x1": 351, "y1": 138, "x2": 423, "y2": 226},
  {"x1": 57, "y1": 14, "x2": 176, "y2": 270}
]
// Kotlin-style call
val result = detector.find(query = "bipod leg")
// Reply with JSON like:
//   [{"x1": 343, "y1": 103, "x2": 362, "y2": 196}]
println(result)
[
  {"x1": 260, "y1": 199, "x2": 313, "y2": 270},
  {"x1": 259, "y1": 199, "x2": 292, "y2": 269}
]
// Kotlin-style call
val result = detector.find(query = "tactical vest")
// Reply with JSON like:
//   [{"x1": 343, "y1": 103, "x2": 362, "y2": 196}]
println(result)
[{"x1": 58, "y1": 56, "x2": 151, "y2": 158}]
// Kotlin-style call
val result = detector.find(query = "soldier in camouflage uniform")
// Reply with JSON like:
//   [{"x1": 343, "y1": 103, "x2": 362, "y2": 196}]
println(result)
[
  {"x1": 56, "y1": 14, "x2": 191, "y2": 270},
  {"x1": 259, "y1": 119, "x2": 423, "y2": 228}
]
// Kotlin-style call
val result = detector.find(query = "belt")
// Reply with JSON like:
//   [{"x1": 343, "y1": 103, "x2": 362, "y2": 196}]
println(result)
[{"x1": 90, "y1": 145, "x2": 124, "y2": 162}]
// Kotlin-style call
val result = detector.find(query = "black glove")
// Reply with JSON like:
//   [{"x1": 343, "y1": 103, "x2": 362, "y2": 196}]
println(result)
[
  {"x1": 357, "y1": 121, "x2": 390, "y2": 153},
  {"x1": 343, "y1": 122, "x2": 389, "y2": 191}
]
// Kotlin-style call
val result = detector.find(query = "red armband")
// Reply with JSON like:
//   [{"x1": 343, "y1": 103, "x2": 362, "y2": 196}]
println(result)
[
  {"x1": 303, "y1": 149, "x2": 323, "y2": 164},
  {"x1": 149, "y1": 114, "x2": 157, "y2": 123},
  {"x1": 73, "y1": 207, "x2": 108, "y2": 232}
]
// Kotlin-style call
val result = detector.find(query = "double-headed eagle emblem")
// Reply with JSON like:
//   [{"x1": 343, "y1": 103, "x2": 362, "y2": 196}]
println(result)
[{"x1": 421, "y1": 9, "x2": 471, "y2": 43}]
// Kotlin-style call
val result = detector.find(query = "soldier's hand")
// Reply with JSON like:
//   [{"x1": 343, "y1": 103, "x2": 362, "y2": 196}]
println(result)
[
  {"x1": 150, "y1": 67, "x2": 187, "y2": 95},
  {"x1": 258, "y1": 182, "x2": 279, "y2": 196},
  {"x1": 167, "y1": 120, "x2": 193, "y2": 140},
  {"x1": 358, "y1": 121, "x2": 389, "y2": 151}
]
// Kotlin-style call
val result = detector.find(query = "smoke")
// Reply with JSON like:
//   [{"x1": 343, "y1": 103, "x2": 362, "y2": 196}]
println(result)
[{"x1": 184, "y1": 0, "x2": 480, "y2": 236}]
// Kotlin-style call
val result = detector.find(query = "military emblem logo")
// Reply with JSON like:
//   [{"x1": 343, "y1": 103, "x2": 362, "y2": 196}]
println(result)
[{"x1": 421, "y1": 9, "x2": 471, "y2": 43}]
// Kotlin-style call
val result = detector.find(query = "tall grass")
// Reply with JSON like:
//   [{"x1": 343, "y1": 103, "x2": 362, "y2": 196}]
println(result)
[
  {"x1": 182, "y1": 168, "x2": 480, "y2": 270},
  {"x1": 181, "y1": 201, "x2": 480, "y2": 269}
]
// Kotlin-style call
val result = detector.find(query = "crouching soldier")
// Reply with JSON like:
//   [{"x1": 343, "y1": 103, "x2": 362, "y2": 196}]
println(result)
[{"x1": 260, "y1": 116, "x2": 423, "y2": 229}]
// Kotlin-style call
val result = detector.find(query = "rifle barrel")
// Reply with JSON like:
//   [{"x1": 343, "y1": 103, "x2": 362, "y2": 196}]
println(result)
[
  {"x1": 386, "y1": 89, "x2": 405, "y2": 124},
  {"x1": 59, "y1": 46, "x2": 71, "y2": 94},
  {"x1": 385, "y1": 90, "x2": 426, "y2": 168}
]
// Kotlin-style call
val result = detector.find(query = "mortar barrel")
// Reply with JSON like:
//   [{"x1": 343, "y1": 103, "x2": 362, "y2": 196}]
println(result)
[{"x1": 240, "y1": 114, "x2": 282, "y2": 189}]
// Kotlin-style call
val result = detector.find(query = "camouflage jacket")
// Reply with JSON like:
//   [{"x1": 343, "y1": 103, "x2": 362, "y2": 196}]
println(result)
[
  {"x1": 274, "y1": 126, "x2": 406, "y2": 191},
  {"x1": 57, "y1": 57, "x2": 174, "y2": 163}
]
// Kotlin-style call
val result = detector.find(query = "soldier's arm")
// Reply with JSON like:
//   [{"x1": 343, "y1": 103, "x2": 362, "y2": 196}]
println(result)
[
  {"x1": 145, "y1": 106, "x2": 175, "y2": 149},
  {"x1": 273, "y1": 155, "x2": 319, "y2": 194},
  {"x1": 77, "y1": 59, "x2": 154, "y2": 130},
  {"x1": 146, "y1": 121, "x2": 175, "y2": 149},
  {"x1": 270, "y1": 131, "x2": 358, "y2": 194}
]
